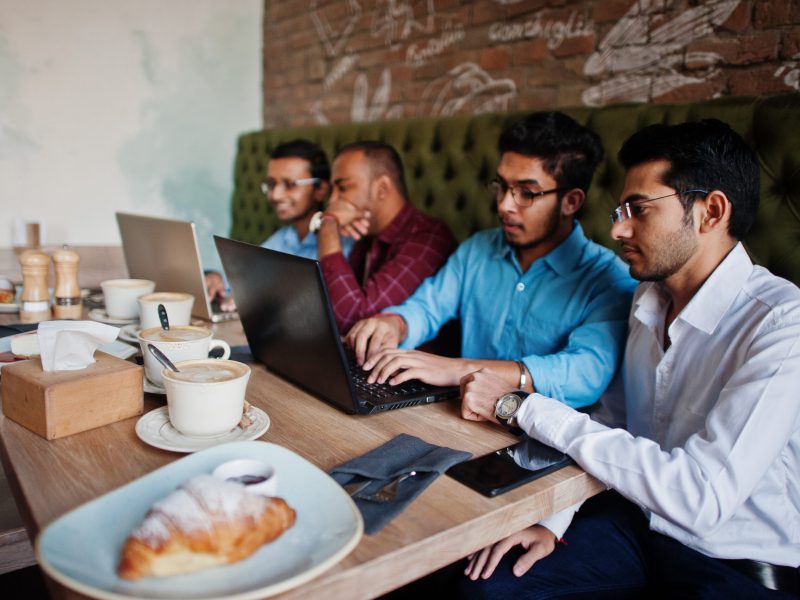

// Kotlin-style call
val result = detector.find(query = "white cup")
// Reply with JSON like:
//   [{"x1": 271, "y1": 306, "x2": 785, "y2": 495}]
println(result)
[
  {"x1": 137, "y1": 292, "x2": 195, "y2": 330},
  {"x1": 138, "y1": 325, "x2": 231, "y2": 386},
  {"x1": 162, "y1": 359, "x2": 251, "y2": 437},
  {"x1": 101, "y1": 279, "x2": 155, "y2": 320},
  {"x1": 212, "y1": 459, "x2": 278, "y2": 496}
]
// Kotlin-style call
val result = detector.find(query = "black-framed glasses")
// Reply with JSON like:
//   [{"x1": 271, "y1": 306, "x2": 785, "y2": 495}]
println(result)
[
  {"x1": 487, "y1": 179, "x2": 568, "y2": 208},
  {"x1": 610, "y1": 189, "x2": 709, "y2": 225},
  {"x1": 261, "y1": 177, "x2": 320, "y2": 195}
]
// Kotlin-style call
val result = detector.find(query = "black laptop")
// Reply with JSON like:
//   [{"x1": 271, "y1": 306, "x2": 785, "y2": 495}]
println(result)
[{"x1": 214, "y1": 236, "x2": 460, "y2": 414}]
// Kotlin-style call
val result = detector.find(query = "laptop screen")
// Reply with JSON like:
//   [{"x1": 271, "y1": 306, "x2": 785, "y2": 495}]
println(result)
[{"x1": 214, "y1": 236, "x2": 360, "y2": 413}]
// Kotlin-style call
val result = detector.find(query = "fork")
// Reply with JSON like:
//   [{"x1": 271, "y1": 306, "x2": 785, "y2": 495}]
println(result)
[{"x1": 355, "y1": 471, "x2": 417, "y2": 503}]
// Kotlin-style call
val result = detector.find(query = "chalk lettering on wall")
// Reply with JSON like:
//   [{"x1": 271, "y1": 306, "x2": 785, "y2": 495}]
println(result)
[
  {"x1": 775, "y1": 54, "x2": 800, "y2": 91},
  {"x1": 421, "y1": 63, "x2": 517, "y2": 117},
  {"x1": 371, "y1": 0, "x2": 436, "y2": 50},
  {"x1": 582, "y1": 0, "x2": 741, "y2": 106},
  {"x1": 311, "y1": 0, "x2": 362, "y2": 58},
  {"x1": 311, "y1": 101, "x2": 330, "y2": 125},
  {"x1": 488, "y1": 10, "x2": 593, "y2": 51},
  {"x1": 406, "y1": 21, "x2": 465, "y2": 67},
  {"x1": 352, "y1": 68, "x2": 404, "y2": 122},
  {"x1": 324, "y1": 55, "x2": 358, "y2": 90}
]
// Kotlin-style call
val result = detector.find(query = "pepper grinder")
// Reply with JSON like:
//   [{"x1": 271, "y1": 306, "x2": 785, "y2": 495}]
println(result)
[
  {"x1": 53, "y1": 246, "x2": 82, "y2": 319},
  {"x1": 19, "y1": 250, "x2": 51, "y2": 323}
]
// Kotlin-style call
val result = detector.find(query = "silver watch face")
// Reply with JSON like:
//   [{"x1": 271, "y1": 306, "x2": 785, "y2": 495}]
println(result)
[{"x1": 495, "y1": 393, "x2": 521, "y2": 419}]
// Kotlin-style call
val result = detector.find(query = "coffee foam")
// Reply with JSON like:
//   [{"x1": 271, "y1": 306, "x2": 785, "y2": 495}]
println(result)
[
  {"x1": 166, "y1": 362, "x2": 246, "y2": 383},
  {"x1": 139, "y1": 292, "x2": 193, "y2": 302},
  {"x1": 140, "y1": 326, "x2": 208, "y2": 343}
]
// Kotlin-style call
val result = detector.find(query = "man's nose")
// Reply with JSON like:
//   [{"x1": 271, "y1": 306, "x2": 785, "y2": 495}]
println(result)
[
  {"x1": 496, "y1": 189, "x2": 517, "y2": 214},
  {"x1": 610, "y1": 217, "x2": 631, "y2": 240}
]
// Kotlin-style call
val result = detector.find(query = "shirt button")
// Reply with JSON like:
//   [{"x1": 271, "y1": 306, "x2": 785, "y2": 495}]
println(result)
[{"x1": 516, "y1": 282, "x2": 525, "y2": 292}]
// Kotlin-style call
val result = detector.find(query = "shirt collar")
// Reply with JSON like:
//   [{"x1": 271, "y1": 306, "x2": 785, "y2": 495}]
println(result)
[
  {"x1": 678, "y1": 242, "x2": 754, "y2": 334},
  {"x1": 376, "y1": 202, "x2": 414, "y2": 245},
  {"x1": 492, "y1": 220, "x2": 588, "y2": 276},
  {"x1": 632, "y1": 242, "x2": 754, "y2": 335}
]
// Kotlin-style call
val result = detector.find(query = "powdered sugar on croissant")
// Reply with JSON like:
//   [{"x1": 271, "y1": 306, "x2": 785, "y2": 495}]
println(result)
[{"x1": 118, "y1": 474, "x2": 296, "y2": 580}]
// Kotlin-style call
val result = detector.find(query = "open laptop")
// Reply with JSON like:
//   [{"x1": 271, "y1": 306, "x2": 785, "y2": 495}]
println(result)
[
  {"x1": 116, "y1": 213, "x2": 239, "y2": 323},
  {"x1": 214, "y1": 235, "x2": 460, "y2": 414}
]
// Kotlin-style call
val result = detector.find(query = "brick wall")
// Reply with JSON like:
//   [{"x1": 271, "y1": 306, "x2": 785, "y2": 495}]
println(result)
[{"x1": 263, "y1": 0, "x2": 800, "y2": 127}]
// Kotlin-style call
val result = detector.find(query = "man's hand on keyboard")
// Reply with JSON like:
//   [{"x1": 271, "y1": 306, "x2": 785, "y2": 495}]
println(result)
[{"x1": 363, "y1": 349, "x2": 474, "y2": 388}]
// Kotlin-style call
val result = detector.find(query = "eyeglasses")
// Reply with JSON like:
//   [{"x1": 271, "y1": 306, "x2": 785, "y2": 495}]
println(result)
[
  {"x1": 487, "y1": 179, "x2": 568, "y2": 208},
  {"x1": 610, "y1": 189, "x2": 709, "y2": 224},
  {"x1": 261, "y1": 177, "x2": 320, "y2": 195}
]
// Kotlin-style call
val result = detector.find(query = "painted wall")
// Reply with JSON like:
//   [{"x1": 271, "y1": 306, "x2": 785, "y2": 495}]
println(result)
[
  {"x1": 0, "y1": 0, "x2": 263, "y2": 272},
  {"x1": 263, "y1": 0, "x2": 800, "y2": 127}
]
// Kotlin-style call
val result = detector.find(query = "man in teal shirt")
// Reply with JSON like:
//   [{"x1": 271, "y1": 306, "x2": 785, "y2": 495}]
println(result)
[{"x1": 345, "y1": 112, "x2": 636, "y2": 408}]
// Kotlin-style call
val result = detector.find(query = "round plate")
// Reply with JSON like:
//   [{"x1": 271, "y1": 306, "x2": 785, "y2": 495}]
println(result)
[
  {"x1": 142, "y1": 378, "x2": 166, "y2": 395},
  {"x1": 118, "y1": 324, "x2": 140, "y2": 344},
  {"x1": 88, "y1": 308, "x2": 138, "y2": 326},
  {"x1": 135, "y1": 406, "x2": 270, "y2": 453}
]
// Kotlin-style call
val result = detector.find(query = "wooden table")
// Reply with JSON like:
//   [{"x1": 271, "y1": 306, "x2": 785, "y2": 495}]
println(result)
[{"x1": 0, "y1": 317, "x2": 603, "y2": 599}]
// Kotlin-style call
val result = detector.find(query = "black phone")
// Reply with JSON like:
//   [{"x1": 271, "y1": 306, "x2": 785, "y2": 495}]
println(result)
[{"x1": 446, "y1": 437, "x2": 573, "y2": 497}]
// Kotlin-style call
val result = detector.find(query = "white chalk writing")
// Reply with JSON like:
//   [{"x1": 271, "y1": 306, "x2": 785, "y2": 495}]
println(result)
[
  {"x1": 371, "y1": 0, "x2": 436, "y2": 49},
  {"x1": 775, "y1": 54, "x2": 800, "y2": 91},
  {"x1": 582, "y1": 0, "x2": 741, "y2": 106},
  {"x1": 488, "y1": 10, "x2": 593, "y2": 51},
  {"x1": 421, "y1": 63, "x2": 516, "y2": 117},
  {"x1": 352, "y1": 68, "x2": 403, "y2": 122},
  {"x1": 324, "y1": 55, "x2": 358, "y2": 90},
  {"x1": 406, "y1": 21, "x2": 465, "y2": 67},
  {"x1": 311, "y1": 0, "x2": 362, "y2": 58}
]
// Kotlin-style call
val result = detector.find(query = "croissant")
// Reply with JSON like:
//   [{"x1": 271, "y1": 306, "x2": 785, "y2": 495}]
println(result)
[{"x1": 118, "y1": 474, "x2": 296, "y2": 580}]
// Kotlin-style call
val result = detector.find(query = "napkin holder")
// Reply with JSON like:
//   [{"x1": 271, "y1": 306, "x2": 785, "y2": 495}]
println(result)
[{"x1": 2, "y1": 351, "x2": 143, "y2": 440}]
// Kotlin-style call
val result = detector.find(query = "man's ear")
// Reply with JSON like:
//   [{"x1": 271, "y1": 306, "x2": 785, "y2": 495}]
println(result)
[
  {"x1": 561, "y1": 189, "x2": 585, "y2": 217},
  {"x1": 698, "y1": 190, "x2": 730, "y2": 234},
  {"x1": 313, "y1": 180, "x2": 330, "y2": 204},
  {"x1": 373, "y1": 175, "x2": 391, "y2": 202}
]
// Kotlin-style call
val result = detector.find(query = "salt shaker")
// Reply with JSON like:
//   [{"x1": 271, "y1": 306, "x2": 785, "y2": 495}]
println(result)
[
  {"x1": 19, "y1": 250, "x2": 51, "y2": 323},
  {"x1": 53, "y1": 246, "x2": 82, "y2": 319}
]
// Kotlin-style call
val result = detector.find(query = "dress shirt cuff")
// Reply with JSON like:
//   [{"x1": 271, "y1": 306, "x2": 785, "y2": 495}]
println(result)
[
  {"x1": 520, "y1": 356, "x2": 563, "y2": 404},
  {"x1": 516, "y1": 393, "x2": 582, "y2": 452},
  {"x1": 537, "y1": 502, "x2": 582, "y2": 540}
]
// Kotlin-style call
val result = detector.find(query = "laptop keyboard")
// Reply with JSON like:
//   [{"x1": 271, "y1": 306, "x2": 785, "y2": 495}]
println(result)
[{"x1": 347, "y1": 356, "x2": 432, "y2": 403}]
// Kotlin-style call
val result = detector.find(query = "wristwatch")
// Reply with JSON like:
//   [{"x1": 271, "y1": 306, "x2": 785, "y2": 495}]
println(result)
[
  {"x1": 308, "y1": 211, "x2": 325, "y2": 233},
  {"x1": 494, "y1": 390, "x2": 527, "y2": 427}
]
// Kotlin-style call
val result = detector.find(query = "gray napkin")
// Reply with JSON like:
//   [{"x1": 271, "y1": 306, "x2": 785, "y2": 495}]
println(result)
[{"x1": 330, "y1": 433, "x2": 472, "y2": 535}]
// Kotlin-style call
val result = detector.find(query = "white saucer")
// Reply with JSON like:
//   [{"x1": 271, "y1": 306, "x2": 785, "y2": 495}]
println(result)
[
  {"x1": 88, "y1": 308, "x2": 138, "y2": 326},
  {"x1": 0, "y1": 302, "x2": 20, "y2": 313},
  {"x1": 135, "y1": 406, "x2": 270, "y2": 453},
  {"x1": 142, "y1": 378, "x2": 166, "y2": 395},
  {"x1": 118, "y1": 324, "x2": 140, "y2": 344}
]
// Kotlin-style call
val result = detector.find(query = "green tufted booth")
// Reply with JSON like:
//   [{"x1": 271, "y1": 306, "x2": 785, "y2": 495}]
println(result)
[{"x1": 230, "y1": 94, "x2": 800, "y2": 285}]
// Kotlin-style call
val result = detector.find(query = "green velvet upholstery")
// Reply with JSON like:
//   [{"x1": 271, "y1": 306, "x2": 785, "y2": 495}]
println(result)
[{"x1": 230, "y1": 94, "x2": 800, "y2": 285}]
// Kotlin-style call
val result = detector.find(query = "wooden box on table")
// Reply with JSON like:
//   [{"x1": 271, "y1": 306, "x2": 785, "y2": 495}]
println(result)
[{"x1": 1, "y1": 351, "x2": 143, "y2": 440}]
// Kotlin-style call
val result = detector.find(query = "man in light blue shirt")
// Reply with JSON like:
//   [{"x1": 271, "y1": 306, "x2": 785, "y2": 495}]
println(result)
[
  {"x1": 206, "y1": 139, "x2": 353, "y2": 305},
  {"x1": 345, "y1": 112, "x2": 636, "y2": 409}
]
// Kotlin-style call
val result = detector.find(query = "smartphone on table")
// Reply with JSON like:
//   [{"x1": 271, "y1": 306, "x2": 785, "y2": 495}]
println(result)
[{"x1": 446, "y1": 436, "x2": 573, "y2": 497}]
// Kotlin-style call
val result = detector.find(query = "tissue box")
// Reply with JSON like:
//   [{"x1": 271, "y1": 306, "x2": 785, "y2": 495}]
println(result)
[{"x1": 2, "y1": 351, "x2": 143, "y2": 440}]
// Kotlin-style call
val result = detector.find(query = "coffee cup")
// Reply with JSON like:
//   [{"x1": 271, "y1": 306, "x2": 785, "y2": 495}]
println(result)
[
  {"x1": 101, "y1": 279, "x2": 155, "y2": 320},
  {"x1": 138, "y1": 325, "x2": 231, "y2": 386},
  {"x1": 162, "y1": 359, "x2": 250, "y2": 437},
  {"x1": 137, "y1": 292, "x2": 195, "y2": 330}
]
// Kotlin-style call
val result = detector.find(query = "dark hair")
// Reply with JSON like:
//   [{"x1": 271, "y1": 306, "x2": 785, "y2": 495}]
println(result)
[
  {"x1": 335, "y1": 141, "x2": 409, "y2": 199},
  {"x1": 618, "y1": 119, "x2": 759, "y2": 240},
  {"x1": 498, "y1": 111, "x2": 604, "y2": 195},
  {"x1": 270, "y1": 139, "x2": 329, "y2": 184}
]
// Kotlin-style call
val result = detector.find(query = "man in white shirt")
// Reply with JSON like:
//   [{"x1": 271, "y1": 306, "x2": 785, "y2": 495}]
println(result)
[{"x1": 459, "y1": 119, "x2": 800, "y2": 597}]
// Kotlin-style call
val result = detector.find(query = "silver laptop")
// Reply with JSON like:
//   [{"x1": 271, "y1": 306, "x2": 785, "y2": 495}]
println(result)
[
  {"x1": 116, "y1": 213, "x2": 239, "y2": 323},
  {"x1": 214, "y1": 235, "x2": 459, "y2": 414}
]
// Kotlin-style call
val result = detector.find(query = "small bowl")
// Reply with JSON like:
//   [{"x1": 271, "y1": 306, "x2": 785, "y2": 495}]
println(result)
[{"x1": 213, "y1": 459, "x2": 278, "y2": 497}]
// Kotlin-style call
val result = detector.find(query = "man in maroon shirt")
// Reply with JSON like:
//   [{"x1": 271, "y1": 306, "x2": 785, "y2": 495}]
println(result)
[{"x1": 312, "y1": 141, "x2": 456, "y2": 333}]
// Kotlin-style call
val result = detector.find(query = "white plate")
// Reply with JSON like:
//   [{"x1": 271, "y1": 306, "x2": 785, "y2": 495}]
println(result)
[
  {"x1": 0, "y1": 302, "x2": 20, "y2": 313},
  {"x1": 142, "y1": 378, "x2": 166, "y2": 395},
  {"x1": 136, "y1": 406, "x2": 270, "y2": 453},
  {"x1": 89, "y1": 309, "x2": 138, "y2": 326},
  {"x1": 118, "y1": 324, "x2": 140, "y2": 344},
  {"x1": 36, "y1": 441, "x2": 363, "y2": 600}
]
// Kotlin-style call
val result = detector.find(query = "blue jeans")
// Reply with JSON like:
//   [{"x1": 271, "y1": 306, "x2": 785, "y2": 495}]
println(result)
[{"x1": 458, "y1": 491, "x2": 794, "y2": 599}]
